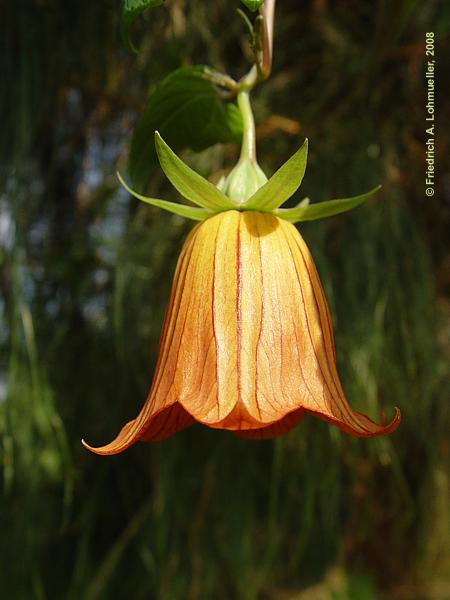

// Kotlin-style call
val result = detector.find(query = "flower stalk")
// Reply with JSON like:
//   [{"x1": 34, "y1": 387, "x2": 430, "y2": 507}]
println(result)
[{"x1": 237, "y1": 88, "x2": 257, "y2": 164}]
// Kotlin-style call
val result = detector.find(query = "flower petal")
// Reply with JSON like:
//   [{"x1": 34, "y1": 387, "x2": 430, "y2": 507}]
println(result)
[
  {"x1": 83, "y1": 209, "x2": 400, "y2": 454},
  {"x1": 279, "y1": 219, "x2": 400, "y2": 436},
  {"x1": 179, "y1": 211, "x2": 399, "y2": 437},
  {"x1": 82, "y1": 225, "x2": 200, "y2": 454},
  {"x1": 233, "y1": 408, "x2": 305, "y2": 439},
  {"x1": 82, "y1": 404, "x2": 195, "y2": 454}
]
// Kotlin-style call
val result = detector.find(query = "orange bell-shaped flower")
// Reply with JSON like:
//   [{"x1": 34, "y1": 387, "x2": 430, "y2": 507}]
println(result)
[{"x1": 83, "y1": 210, "x2": 400, "y2": 454}]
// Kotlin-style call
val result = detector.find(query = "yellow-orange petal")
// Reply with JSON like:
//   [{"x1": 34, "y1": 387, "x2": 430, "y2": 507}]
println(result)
[
  {"x1": 278, "y1": 219, "x2": 400, "y2": 436},
  {"x1": 233, "y1": 408, "x2": 306, "y2": 440},
  {"x1": 83, "y1": 226, "x2": 200, "y2": 454},
  {"x1": 84, "y1": 210, "x2": 400, "y2": 454},
  {"x1": 82, "y1": 404, "x2": 195, "y2": 454}
]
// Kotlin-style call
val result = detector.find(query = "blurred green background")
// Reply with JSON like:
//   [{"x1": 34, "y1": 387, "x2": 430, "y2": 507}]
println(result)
[{"x1": 1, "y1": 1, "x2": 449, "y2": 598}]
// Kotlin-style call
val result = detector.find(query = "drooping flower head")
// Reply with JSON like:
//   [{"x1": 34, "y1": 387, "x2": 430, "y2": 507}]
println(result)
[{"x1": 83, "y1": 127, "x2": 400, "y2": 455}]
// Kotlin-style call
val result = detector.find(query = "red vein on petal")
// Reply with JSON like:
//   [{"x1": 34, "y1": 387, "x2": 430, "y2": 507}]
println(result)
[
  {"x1": 291, "y1": 231, "x2": 352, "y2": 424},
  {"x1": 297, "y1": 237, "x2": 338, "y2": 371},
  {"x1": 87, "y1": 231, "x2": 199, "y2": 452},
  {"x1": 174, "y1": 219, "x2": 220, "y2": 400},
  {"x1": 211, "y1": 225, "x2": 220, "y2": 419},
  {"x1": 147, "y1": 405, "x2": 176, "y2": 440},
  {"x1": 281, "y1": 225, "x2": 347, "y2": 420},
  {"x1": 253, "y1": 215, "x2": 264, "y2": 420},
  {"x1": 274, "y1": 257, "x2": 294, "y2": 413},
  {"x1": 144, "y1": 235, "x2": 197, "y2": 388},
  {"x1": 122, "y1": 219, "x2": 220, "y2": 447},
  {"x1": 236, "y1": 215, "x2": 242, "y2": 408},
  {"x1": 276, "y1": 255, "x2": 286, "y2": 411},
  {"x1": 290, "y1": 227, "x2": 395, "y2": 434},
  {"x1": 302, "y1": 263, "x2": 358, "y2": 427},
  {"x1": 190, "y1": 334, "x2": 216, "y2": 417},
  {"x1": 292, "y1": 317, "x2": 320, "y2": 410},
  {"x1": 291, "y1": 231, "x2": 371, "y2": 432},
  {"x1": 259, "y1": 220, "x2": 288, "y2": 415},
  {"x1": 145, "y1": 230, "x2": 197, "y2": 403}
]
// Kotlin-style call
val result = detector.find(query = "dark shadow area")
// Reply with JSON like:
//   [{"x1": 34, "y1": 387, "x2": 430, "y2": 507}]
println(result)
[{"x1": 0, "y1": 1, "x2": 449, "y2": 599}]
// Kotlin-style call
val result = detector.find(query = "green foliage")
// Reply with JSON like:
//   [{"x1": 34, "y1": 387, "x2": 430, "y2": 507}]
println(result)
[
  {"x1": 240, "y1": 0, "x2": 264, "y2": 12},
  {"x1": 121, "y1": 0, "x2": 165, "y2": 52},
  {"x1": 129, "y1": 66, "x2": 243, "y2": 191}
]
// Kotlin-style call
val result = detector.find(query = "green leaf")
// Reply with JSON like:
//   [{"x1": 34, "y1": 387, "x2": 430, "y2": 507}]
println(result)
[
  {"x1": 117, "y1": 172, "x2": 211, "y2": 221},
  {"x1": 276, "y1": 186, "x2": 381, "y2": 223},
  {"x1": 155, "y1": 133, "x2": 236, "y2": 212},
  {"x1": 121, "y1": 0, "x2": 164, "y2": 53},
  {"x1": 241, "y1": 0, "x2": 264, "y2": 11},
  {"x1": 244, "y1": 139, "x2": 308, "y2": 211},
  {"x1": 129, "y1": 66, "x2": 243, "y2": 192}
]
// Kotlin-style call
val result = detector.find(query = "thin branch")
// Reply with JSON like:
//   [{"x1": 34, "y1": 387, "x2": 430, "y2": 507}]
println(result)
[
  {"x1": 260, "y1": 0, "x2": 276, "y2": 79},
  {"x1": 207, "y1": 0, "x2": 277, "y2": 94}
]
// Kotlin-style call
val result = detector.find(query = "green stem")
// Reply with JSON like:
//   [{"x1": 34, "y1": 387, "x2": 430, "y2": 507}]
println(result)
[{"x1": 237, "y1": 88, "x2": 256, "y2": 163}]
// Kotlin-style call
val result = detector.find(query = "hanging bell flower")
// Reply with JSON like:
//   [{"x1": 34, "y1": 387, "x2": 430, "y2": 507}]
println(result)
[{"x1": 83, "y1": 116, "x2": 400, "y2": 455}]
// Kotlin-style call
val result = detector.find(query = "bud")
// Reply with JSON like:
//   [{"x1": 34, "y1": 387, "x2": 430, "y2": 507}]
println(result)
[{"x1": 221, "y1": 158, "x2": 268, "y2": 206}]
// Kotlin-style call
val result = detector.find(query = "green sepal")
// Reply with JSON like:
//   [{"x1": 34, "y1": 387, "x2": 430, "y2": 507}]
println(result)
[
  {"x1": 117, "y1": 172, "x2": 212, "y2": 221},
  {"x1": 221, "y1": 158, "x2": 267, "y2": 205},
  {"x1": 276, "y1": 186, "x2": 381, "y2": 223},
  {"x1": 243, "y1": 139, "x2": 308, "y2": 211},
  {"x1": 155, "y1": 132, "x2": 236, "y2": 212}
]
